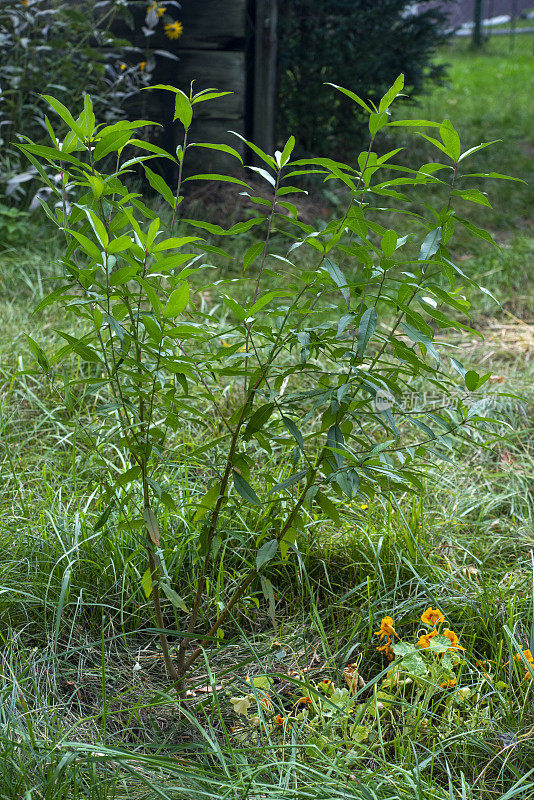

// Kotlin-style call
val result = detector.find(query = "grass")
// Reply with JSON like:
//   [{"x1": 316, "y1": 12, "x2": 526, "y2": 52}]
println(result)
[{"x1": 0, "y1": 37, "x2": 533, "y2": 800}]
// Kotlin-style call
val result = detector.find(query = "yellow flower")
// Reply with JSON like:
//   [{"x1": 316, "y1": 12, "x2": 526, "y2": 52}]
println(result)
[
  {"x1": 417, "y1": 630, "x2": 438, "y2": 648},
  {"x1": 374, "y1": 616, "x2": 397, "y2": 640},
  {"x1": 119, "y1": 63, "x2": 127, "y2": 71},
  {"x1": 442, "y1": 629, "x2": 465, "y2": 651},
  {"x1": 148, "y1": 1, "x2": 166, "y2": 16},
  {"x1": 139, "y1": 61, "x2": 147, "y2": 71},
  {"x1": 21, "y1": 0, "x2": 29, "y2": 5},
  {"x1": 421, "y1": 607, "x2": 445, "y2": 628},
  {"x1": 164, "y1": 20, "x2": 184, "y2": 40}
]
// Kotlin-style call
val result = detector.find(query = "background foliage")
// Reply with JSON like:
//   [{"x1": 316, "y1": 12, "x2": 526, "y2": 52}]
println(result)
[{"x1": 277, "y1": 0, "x2": 453, "y2": 155}]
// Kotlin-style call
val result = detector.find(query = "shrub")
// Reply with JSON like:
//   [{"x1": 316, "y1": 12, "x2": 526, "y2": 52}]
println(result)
[
  {"x1": 20, "y1": 76, "x2": 517, "y2": 692},
  {"x1": 277, "y1": 0, "x2": 453, "y2": 155}
]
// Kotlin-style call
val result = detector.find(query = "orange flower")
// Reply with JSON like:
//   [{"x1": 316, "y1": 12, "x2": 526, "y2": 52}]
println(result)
[
  {"x1": 274, "y1": 714, "x2": 285, "y2": 725},
  {"x1": 21, "y1": 0, "x2": 29, "y2": 5},
  {"x1": 374, "y1": 616, "x2": 397, "y2": 640},
  {"x1": 515, "y1": 649, "x2": 534, "y2": 680},
  {"x1": 164, "y1": 20, "x2": 183, "y2": 39},
  {"x1": 440, "y1": 677, "x2": 457, "y2": 689},
  {"x1": 377, "y1": 642, "x2": 395, "y2": 661},
  {"x1": 139, "y1": 61, "x2": 147, "y2": 71},
  {"x1": 421, "y1": 607, "x2": 445, "y2": 628},
  {"x1": 442, "y1": 629, "x2": 465, "y2": 651},
  {"x1": 257, "y1": 693, "x2": 272, "y2": 710},
  {"x1": 417, "y1": 630, "x2": 438, "y2": 648},
  {"x1": 293, "y1": 696, "x2": 312, "y2": 708}
]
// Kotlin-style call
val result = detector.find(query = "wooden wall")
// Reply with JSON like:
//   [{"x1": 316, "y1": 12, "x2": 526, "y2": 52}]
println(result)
[{"x1": 115, "y1": 0, "x2": 278, "y2": 174}]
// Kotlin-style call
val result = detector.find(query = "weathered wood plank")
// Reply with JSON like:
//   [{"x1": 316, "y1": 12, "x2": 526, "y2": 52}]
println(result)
[
  {"x1": 252, "y1": 0, "x2": 277, "y2": 157},
  {"x1": 178, "y1": 0, "x2": 247, "y2": 50},
  {"x1": 172, "y1": 50, "x2": 246, "y2": 119}
]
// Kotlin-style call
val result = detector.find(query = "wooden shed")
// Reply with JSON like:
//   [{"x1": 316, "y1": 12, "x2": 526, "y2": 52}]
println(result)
[{"x1": 123, "y1": 0, "x2": 278, "y2": 171}]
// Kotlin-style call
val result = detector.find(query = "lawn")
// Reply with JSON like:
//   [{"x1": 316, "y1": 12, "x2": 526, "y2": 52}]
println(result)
[{"x1": 0, "y1": 38, "x2": 533, "y2": 800}]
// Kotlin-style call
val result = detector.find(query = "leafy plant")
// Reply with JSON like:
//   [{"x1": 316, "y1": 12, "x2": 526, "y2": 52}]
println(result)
[{"x1": 19, "y1": 75, "x2": 518, "y2": 694}]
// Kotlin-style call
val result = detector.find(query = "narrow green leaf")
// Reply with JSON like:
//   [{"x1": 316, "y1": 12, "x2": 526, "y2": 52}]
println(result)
[
  {"x1": 193, "y1": 483, "x2": 222, "y2": 522},
  {"x1": 256, "y1": 539, "x2": 278, "y2": 570},
  {"x1": 316, "y1": 492, "x2": 340, "y2": 526},
  {"x1": 163, "y1": 282, "x2": 189, "y2": 317},
  {"x1": 326, "y1": 83, "x2": 372, "y2": 113},
  {"x1": 419, "y1": 227, "x2": 442, "y2": 261},
  {"x1": 42, "y1": 94, "x2": 85, "y2": 139},
  {"x1": 233, "y1": 471, "x2": 261, "y2": 506},
  {"x1": 160, "y1": 583, "x2": 189, "y2": 613},
  {"x1": 141, "y1": 569, "x2": 152, "y2": 599},
  {"x1": 378, "y1": 73, "x2": 404, "y2": 112},
  {"x1": 244, "y1": 403, "x2": 275, "y2": 438},
  {"x1": 357, "y1": 307, "x2": 377, "y2": 357},
  {"x1": 243, "y1": 241, "x2": 264, "y2": 273},
  {"x1": 144, "y1": 166, "x2": 176, "y2": 207}
]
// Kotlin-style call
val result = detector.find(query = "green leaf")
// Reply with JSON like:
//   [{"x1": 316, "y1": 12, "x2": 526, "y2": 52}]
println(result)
[
  {"x1": 325, "y1": 259, "x2": 350, "y2": 309},
  {"x1": 279, "y1": 528, "x2": 297, "y2": 560},
  {"x1": 93, "y1": 130, "x2": 133, "y2": 161},
  {"x1": 144, "y1": 166, "x2": 176, "y2": 207},
  {"x1": 222, "y1": 293, "x2": 246, "y2": 321},
  {"x1": 163, "y1": 282, "x2": 189, "y2": 317},
  {"x1": 42, "y1": 95, "x2": 85, "y2": 140},
  {"x1": 160, "y1": 582, "x2": 189, "y2": 613},
  {"x1": 256, "y1": 539, "x2": 278, "y2": 570},
  {"x1": 173, "y1": 91, "x2": 193, "y2": 128},
  {"x1": 464, "y1": 370, "x2": 480, "y2": 391},
  {"x1": 369, "y1": 111, "x2": 388, "y2": 136},
  {"x1": 55, "y1": 331, "x2": 101, "y2": 363},
  {"x1": 357, "y1": 307, "x2": 377, "y2": 358},
  {"x1": 25, "y1": 334, "x2": 50, "y2": 372},
  {"x1": 93, "y1": 502, "x2": 114, "y2": 532},
  {"x1": 116, "y1": 466, "x2": 142, "y2": 487},
  {"x1": 244, "y1": 403, "x2": 275, "y2": 438},
  {"x1": 326, "y1": 83, "x2": 372, "y2": 113},
  {"x1": 192, "y1": 90, "x2": 233, "y2": 104},
  {"x1": 141, "y1": 569, "x2": 153, "y2": 599},
  {"x1": 440, "y1": 119, "x2": 461, "y2": 162},
  {"x1": 378, "y1": 73, "x2": 404, "y2": 112},
  {"x1": 281, "y1": 415, "x2": 304, "y2": 451},
  {"x1": 188, "y1": 142, "x2": 243, "y2": 163},
  {"x1": 267, "y1": 470, "x2": 308, "y2": 495},
  {"x1": 381, "y1": 229, "x2": 397, "y2": 257},
  {"x1": 183, "y1": 174, "x2": 250, "y2": 188},
  {"x1": 193, "y1": 483, "x2": 221, "y2": 522},
  {"x1": 143, "y1": 508, "x2": 160, "y2": 545},
  {"x1": 243, "y1": 241, "x2": 264, "y2": 273},
  {"x1": 316, "y1": 492, "x2": 340, "y2": 526},
  {"x1": 280, "y1": 135, "x2": 295, "y2": 166},
  {"x1": 233, "y1": 471, "x2": 261, "y2": 506},
  {"x1": 67, "y1": 230, "x2": 102, "y2": 262},
  {"x1": 419, "y1": 227, "x2": 442, "y2": 261}
]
